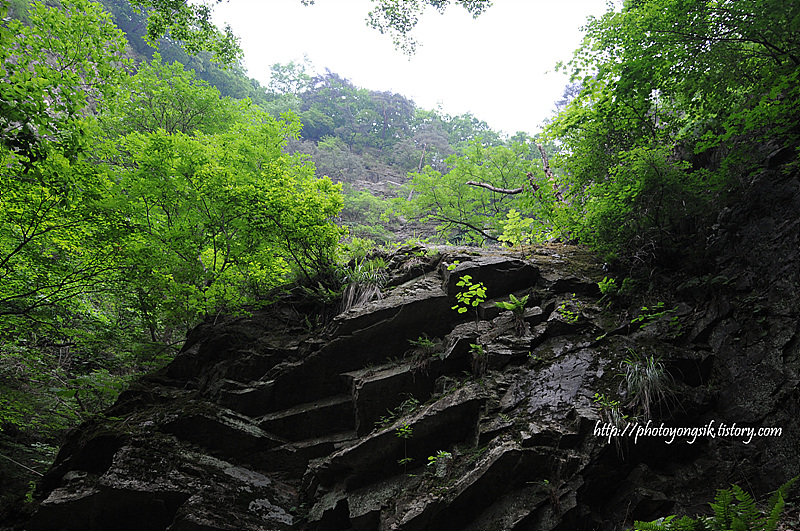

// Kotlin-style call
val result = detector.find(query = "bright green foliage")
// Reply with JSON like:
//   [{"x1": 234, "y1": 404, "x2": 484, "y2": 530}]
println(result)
[
  {"x1": 631, "y1": 302, "x2": 678, "y2": 329},
  {"x1": 1, "y1": 0, "x2": 127, "y2": 161},
  {"x1": 427, "y1": 450, "x2": 452, "y2": 467},
  {"x1": 407, "y1": 334, "x2": 441, "y2": 357},
  {"x1": 451, "y1": 275, "x2": 487, "y2": 320},
  {"x1": 101, "y1": 54, "x2": 241, "y2": 137},
  {"x1": 593, "y1": 392, "x2": 628, "y2": 429},
  {"x1": 0, "y1": 0, "x2": 127, "y2": 327},
  {"x1": 95, "y1": 53, "x2": 343, "y2": 331},
  {"x1": 548, "y1": 0, "x2": 800, "y2": 264},
  {"x1": 498, "y1": 209, "x2": 534, "y2": 249},
  {"x1": 495, "y1": 294, "x2": 529, "y2": 316},
  {"x1": 496, "y1": 293, "x2": 529, "y2": 336},
  {"x1": 0, "y1": 0, "x2": 136, "y2": 481},
  {"x1": 107, "y1": 117, "x2": 342, "y2": 330},
  {"x1": 556, "y1": 296, "x2": 582, "y2": 324},
  {"x1": 395, "y1": 423, "x2": 414, "y2": 439},
  {"x1": 407, "y1": 142, "x2": 550, "y2": 244},
  {"x1": 598, "y1": 277, "x2": 618, "y2": 297},
  {"x1": 395, "y1": 422, "x2": 414, "y2": 470}
]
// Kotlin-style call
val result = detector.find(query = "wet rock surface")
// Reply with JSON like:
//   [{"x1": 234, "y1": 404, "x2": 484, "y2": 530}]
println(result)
[{"x1": 27, "y1": 229, "x2": 800, "y2": 529}]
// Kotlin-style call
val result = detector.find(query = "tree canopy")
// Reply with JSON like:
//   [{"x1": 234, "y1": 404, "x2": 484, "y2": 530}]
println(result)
[
  {"x1": 0, "y1": 0, "x2": 343, "y2": 496},
  {"x1": 543, "y1": 0, "x2": 800, "y2": 264}
]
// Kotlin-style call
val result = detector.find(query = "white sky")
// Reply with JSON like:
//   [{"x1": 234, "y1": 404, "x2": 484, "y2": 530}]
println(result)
[{"x1": 212, "y1": 1, "x2": 610, "y2": 136}]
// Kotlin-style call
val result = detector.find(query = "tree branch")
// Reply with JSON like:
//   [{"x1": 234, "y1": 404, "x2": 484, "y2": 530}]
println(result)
[
  {"x1": 429, "y1": 213, "x2": 500, "y2": 242},
  {"x1": 465, "y1": 144, "x2": 555, "y2": 197},
  {"x1": 465, "y1": 181, "x2": 523, "y2": 194}
]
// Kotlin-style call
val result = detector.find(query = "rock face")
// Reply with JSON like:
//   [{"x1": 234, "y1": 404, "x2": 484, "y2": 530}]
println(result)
[{"x1": 28, "y1": 231, "x2": 800, "y2": 529}]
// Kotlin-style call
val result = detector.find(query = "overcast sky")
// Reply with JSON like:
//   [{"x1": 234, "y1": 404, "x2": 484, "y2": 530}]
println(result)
[{"x1": 212, "y1": 1, "x2": 610, "y2": 136}]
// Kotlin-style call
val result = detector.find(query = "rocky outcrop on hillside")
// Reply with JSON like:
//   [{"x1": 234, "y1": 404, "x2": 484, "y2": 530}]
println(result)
[{"x1": 27, "y1": 192, "x2": 800, "y2": 531}]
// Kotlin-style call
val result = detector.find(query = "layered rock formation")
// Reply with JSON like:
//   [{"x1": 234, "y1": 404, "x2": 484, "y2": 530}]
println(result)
[{"x1": 27, "y1": 231, "x2": 800, "y2": 529}]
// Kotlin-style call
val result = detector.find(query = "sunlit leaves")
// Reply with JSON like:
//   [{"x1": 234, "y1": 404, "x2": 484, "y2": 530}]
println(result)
[
  {"x1": 406, "y1": 141, "x2": 547, "y2": 244},
  {"x1": 0, "y1": 0, "x2": 127, "y2": 323},
  {"x1": 102, "y1": 54, "x2": 240, "y2": 137},
  {"x1": 110, "y1": 113, "x2": 342, "y2": 326},
  {"x1": 1, "y1": 0, "x2": 127, "y2": 166}
]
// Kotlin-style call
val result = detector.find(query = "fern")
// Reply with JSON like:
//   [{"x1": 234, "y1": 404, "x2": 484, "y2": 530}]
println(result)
[
  {"x1": 633, "y1": 477, "x2": 797, "y2": 531},
  {"x1": 634, "y1": 515, "x2": 706, "y2": 530},
  {"x1": 764, "y1": 476, "x2": 797, "y2": 531},
  {"x1": 710, "y1": 486, "x2": 736, "y2": 529}
]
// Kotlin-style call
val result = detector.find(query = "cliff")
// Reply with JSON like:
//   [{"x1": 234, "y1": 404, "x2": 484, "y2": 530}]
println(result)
[{"x1": 25, "y1": 158, "x2": 800, "y2": 530}]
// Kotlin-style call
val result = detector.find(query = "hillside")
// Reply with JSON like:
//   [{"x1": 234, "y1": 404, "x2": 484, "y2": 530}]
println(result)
[{"x1": 2, "y1": 1, "x2": 799, "y2": 528}]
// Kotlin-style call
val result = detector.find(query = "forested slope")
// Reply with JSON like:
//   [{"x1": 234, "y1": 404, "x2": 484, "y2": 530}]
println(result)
[
  {"x1": 0, "y1": 0, "x2": 544, "y2": 521},
  {"x1": 2, "y1": 0, "x2": 799, "y2": 527}
]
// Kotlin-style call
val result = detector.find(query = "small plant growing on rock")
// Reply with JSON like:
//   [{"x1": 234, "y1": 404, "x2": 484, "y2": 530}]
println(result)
[
  {"x1": 469, "y1": 343, "x2": 488, "y2": 378},
  {"x1": 406, "y1": 334, "x2": 443, "y2": 372},
  {"x1": 495, "y1": 293, "x2": 529, "y2": 336},
  {"x1": 557, "y1": 296, "x2": 582, "y2": 324},
  {"x1": 339, "y1": 257, "x2": 388, "y2": 313},
  {"x1": 451, "y1": 275, "x2": 487, "y2": 322},
  {"x1": 598, "y1": 276, "x2": 617, "y2": 296},
  {"x1": 376, "y1": 396, "x2": 420, "y2": 428},
  {"x1": 622, "y1": 350, "x2": 675, "y2": 420},
  {"x1": 631, "y1": 301, "x2": 676, "y2": 328},
  {"x1": 427, "y1": 450, "x2": 453, "y2": 478},
  {"x1": 593, "y1": 392, "x2": 627, "y2": 428},
  {"x1": 396, "y1": 423, "x2": 414, "y2": 472}
]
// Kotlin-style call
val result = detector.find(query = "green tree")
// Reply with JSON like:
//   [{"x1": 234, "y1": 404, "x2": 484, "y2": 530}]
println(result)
[
  {"x1": 547, "y1": 0, "x2": 800, "y2": 264},
  {"x1": 1, "y1": 0, "x2": 127, "y2": 327},
  {"x1": 0, "y1": 0, "x2": 137, "y2": 494},
  {"x1": 127, "y1": 0, "x2": 241, "y2": 63},
  {"x1": 103, "y1": 112, "x2": 343, "y2": 334},
  {"x1": 406, "y1": 142, "x2": 552, "y2": 244},
  {"x1": 268, "y1": 58, "x2": 314, "y2": 97},
  {"x1": 392, "y1": 109, "x2": 454, "y2": 173},
  {"x1": 102, "y1": 54, "x2": 240, "y2": 137}
]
